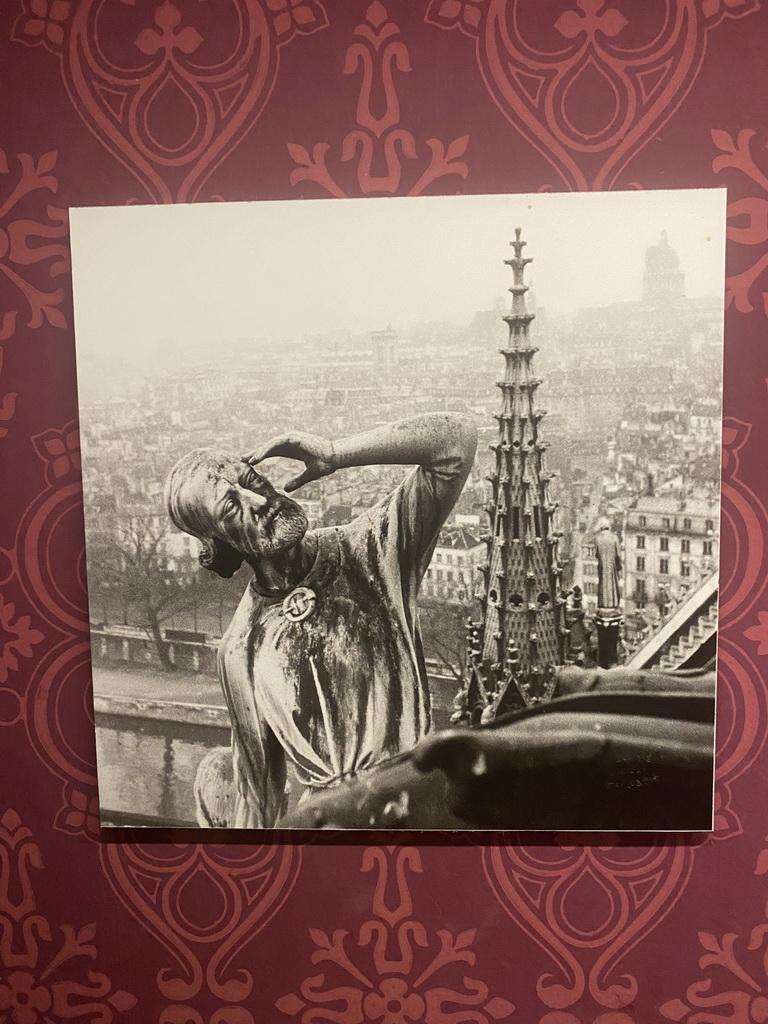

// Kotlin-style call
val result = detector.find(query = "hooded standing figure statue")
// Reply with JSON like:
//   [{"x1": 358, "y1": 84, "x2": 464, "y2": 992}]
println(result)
[
  {"x1": 594, "y1": 516, "x2": 622, "y2": 611},
  {"x1": 593, "y1": 517, "x2": 623, "y2": 670}
]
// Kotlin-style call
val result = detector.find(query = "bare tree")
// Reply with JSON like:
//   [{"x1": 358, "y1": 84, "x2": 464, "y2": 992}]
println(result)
[
  {"x1": 90, "y1": 513, "x2": 207, "y2": 671},
  {"x1": 418, "y1": 599, "x2": 473, "y2": 683}
]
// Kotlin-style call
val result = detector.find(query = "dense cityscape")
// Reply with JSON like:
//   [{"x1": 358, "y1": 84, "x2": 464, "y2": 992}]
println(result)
[{"x1": 80, "y1": 230, "x2": 722, "y2": 681}]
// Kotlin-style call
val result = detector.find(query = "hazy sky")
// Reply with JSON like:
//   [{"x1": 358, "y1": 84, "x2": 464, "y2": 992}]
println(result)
[{"x1": 70, "y1": 189, "x2": 726, "y2": 363}]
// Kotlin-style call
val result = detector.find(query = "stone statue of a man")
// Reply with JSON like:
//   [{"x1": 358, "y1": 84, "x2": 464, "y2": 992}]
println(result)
[
  {"x1": 165, "y1": 413, "x2": 477, "y2": 827},
  {"x1": 594, "y1": 516, "x2": 622, "y2": 610}
]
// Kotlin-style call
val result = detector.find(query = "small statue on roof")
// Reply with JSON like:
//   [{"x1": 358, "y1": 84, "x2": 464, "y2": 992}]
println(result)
[{"x1": 594, "y1": 516, "x2": 622, "y2": 611}]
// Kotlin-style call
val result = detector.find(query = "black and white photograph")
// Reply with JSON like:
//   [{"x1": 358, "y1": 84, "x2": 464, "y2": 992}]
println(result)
[{"x1": 70, "y1": 189, "x2": 726, "y2": 830}]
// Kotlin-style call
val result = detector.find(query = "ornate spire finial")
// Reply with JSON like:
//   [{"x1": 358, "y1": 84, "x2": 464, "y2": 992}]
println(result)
[
  {"x1": 511, "y1": 227, "x2": 525, "y2": 259},
  {"x1": 509, "y1": 227, "x2": 533, "y2": 267},
  {"x1": 505, "y1": 228, "x2": 533, "y2": 317}
]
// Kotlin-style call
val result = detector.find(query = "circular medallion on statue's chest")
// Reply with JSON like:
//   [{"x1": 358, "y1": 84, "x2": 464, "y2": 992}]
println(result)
[{"x1": 282, "y1": 586, "x2": 317, "y2": 623}]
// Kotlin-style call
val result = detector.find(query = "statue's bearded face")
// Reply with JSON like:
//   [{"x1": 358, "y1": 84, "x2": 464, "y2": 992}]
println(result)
[{"x1": 202, "y1": 458, "x2": 309, "y2": 559}]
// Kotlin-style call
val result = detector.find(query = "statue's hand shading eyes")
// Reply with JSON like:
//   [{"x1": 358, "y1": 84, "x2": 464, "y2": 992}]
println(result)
[{"x1": 243, "y1": 432, "x2": 336, "y2": 492}]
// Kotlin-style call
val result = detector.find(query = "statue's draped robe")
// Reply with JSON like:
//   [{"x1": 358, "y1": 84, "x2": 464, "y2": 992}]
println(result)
[
  {"x1": 595, "y1": 528, "x2": 622, "y2": 609},
  {"x1": 218, "y1": 450, "x2": 466, "y2": 828}
]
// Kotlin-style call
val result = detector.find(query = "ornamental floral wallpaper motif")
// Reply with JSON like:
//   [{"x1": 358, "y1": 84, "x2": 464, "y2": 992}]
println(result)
[{"x1": 0, "y1": 1, "x2": 767, "y2": 1021}]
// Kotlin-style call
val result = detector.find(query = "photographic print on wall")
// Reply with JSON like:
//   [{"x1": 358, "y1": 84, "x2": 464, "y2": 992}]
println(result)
[{"x1": 70, "y1": 188, "x2": 726, "y2": 831}]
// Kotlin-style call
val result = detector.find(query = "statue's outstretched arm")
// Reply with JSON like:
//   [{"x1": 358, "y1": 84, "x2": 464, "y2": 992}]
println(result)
[{"x1": 243, "y1": 413, "x2": 477, "y2": 492}]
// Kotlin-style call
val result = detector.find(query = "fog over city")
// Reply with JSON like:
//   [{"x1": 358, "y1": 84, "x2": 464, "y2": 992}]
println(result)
[{"x1": 71, "y1": 189, "x2": 726, "y2": 380}]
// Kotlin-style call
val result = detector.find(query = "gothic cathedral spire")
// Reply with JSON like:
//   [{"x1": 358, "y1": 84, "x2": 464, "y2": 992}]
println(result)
[{"x1": 467, "y1": 229, "x2": 566, "y2": 717}]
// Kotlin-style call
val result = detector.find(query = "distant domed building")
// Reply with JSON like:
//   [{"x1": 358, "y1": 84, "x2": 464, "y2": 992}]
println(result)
[{"x1": 642, "y1": 229, "x2": 685, "y2": 307}]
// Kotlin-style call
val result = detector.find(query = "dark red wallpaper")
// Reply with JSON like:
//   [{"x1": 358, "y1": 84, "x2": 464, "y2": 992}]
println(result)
[{"x1": 1, "y1": 1, "x2": 767, "y2": 1021}]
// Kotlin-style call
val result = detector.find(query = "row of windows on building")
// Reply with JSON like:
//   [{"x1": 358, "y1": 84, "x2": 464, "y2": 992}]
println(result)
[
  {"x1": 583, "y1": 546, "x2": 712, "y2": 579},
  {"x1": 635, "y1": 536, "x2": 714, "y2": 554},
  {"x1": 421, "y1": 583, "x2": 469, "y2": 602},
  {"x1": 433, "y1": 552, "x2": 470, "y2": 566},
  {"x1": 425, "y1": 567, "x2": 470, "y2": 583},
  {"x1": 633, "y1": 515, "x2": 716, "y2": 532},
  {"x1": 635, "y1": 557, "x2": 692, "y2": 576}
]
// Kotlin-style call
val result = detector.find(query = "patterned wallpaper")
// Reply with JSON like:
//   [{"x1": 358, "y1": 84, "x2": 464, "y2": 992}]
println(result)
[{"x1": 1, "y1": 1, "x2": 768, "y2": 1021}]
